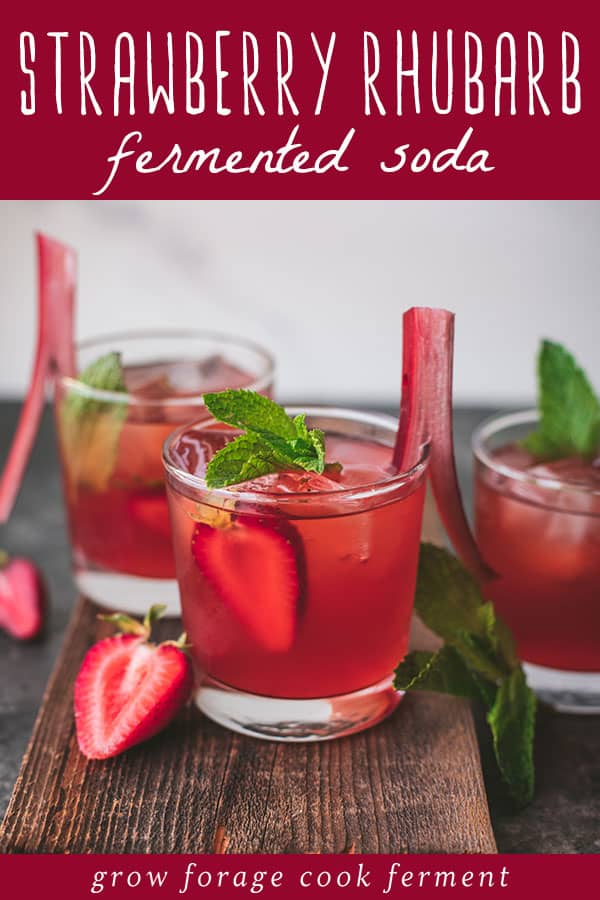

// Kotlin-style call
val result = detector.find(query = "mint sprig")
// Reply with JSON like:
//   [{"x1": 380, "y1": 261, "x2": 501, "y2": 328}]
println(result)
[
  {"x1": 522, "y1": 340, "x2": 600, "y2": 461},
  {"x1": 487, "y1": 668, "x2": 537, "y2": 807},
  {"x1": 394, "y1": 544, "x2": 536, "y2": 808},
  {"x1": 203, "y1": 390, "x2": 340, "y2": 489},
  {"x1": 65, "y1": 351, "x2": 127, "y2": 421},
  {"x1": 60, "y1": 352, "x2": 128, "y2": 492}
]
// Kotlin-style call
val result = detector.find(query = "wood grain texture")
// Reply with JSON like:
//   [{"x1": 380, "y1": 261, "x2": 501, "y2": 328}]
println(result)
[{"x1": 0, "y1": 496, "x2": 496, "y2": 854}]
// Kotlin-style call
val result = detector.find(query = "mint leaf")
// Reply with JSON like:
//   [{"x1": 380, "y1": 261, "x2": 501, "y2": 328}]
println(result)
[
  {"x1": 477, "y1": 602, "x2": 519, "y2": 672},
  {"x1": 65, "y1": 351, "x2": 127, "y2": 421},
  {"x1": 402, "y1": 543, "x2": 537, "y2": 807},
  {"x1": 203, "y1": 390, "x2": 341, "y2": 488},
  {"x1": 414, "y1": 545, "x2": 513, "y2": 681},
  {"x1": 204, "y1": 390, "x2": 297, "y2": 440},
  {"x1": 394, "y1": 647, "x2": 486, "y2": 701},
  {"x1": 205, "y1": 434, "x2": 284, "y2": 489},
  {"x1": 414, "y1": 543, "x2": 486, "y2": 643},
  {"x1": 292, "y1": 413, "x2": 310, "y2": 439},
  {"x1": 452, "y1": 631, "x2": 508, "y2": 683},
  {"x1": 522, "y1": 340, "x2": 600, "y2": 460},
  {"x1": 309, "y1": 428, "x2": 326, "y2": 469},
  {"x1": 487, "y1": 669, "x2": 536, "y2": 808},
  {"x1": 60, "y1": 352, "x2": 128, "y2": 493}
]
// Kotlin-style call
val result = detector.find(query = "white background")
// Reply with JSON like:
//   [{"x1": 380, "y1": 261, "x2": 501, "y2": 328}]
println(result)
[{"x1": 0, "y1": 200, "x2": 598, "y2": 406}]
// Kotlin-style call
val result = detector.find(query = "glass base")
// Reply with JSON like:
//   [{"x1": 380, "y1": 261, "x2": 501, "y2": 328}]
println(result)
[
  {"x1": 524, "y1": 662, "x2": 600, "y2": 714},
  {"x1": 75, "y1": 570, "x2": 181, "y2": 616},
  {"x1": 195, "y1": 674, "x2": 402, "y2": 742}
]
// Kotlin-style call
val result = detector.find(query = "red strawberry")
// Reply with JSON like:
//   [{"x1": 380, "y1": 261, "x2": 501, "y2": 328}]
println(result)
[
  {"x1": 0, "y1": 551, "x2": 45, "y2": 640},
  {"x1": 128, "y1": 491, "x2": 172, "y2": 538},
  {"x1": 191, "y1": 517, "x2": 302, "y2": 652},
  {"x1": 74, "y1": 605, "x2": 193, "y2": 760}
]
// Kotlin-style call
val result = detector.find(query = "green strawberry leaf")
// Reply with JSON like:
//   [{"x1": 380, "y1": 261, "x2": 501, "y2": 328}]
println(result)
[
  {"x1": 98, "y1": 612, "x2": 148, "y2": 637},
  {"x1": 522, "y1": 340, "x2": 600, "y2": 460},
  {"x1": 100, "y1": 604, "x2": 170, "y2": 641},
  {"x1": 143, "y1": 603, "x2": 168, "y2": 632}
]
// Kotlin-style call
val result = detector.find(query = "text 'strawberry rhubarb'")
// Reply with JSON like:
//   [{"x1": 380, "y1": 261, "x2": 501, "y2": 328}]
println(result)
[{"x1": 54, "y1": 333, "x2": 275, "y2": 615}]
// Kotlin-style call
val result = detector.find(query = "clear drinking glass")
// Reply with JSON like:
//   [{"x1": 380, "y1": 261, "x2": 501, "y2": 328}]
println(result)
[
  {"x1": 473, "y1": 410, "x2": 600, "y2": 713},
  {"x1": 163, "y1": 408, "x2": 429, "y2": 741},
  {"x1": 54, "y1": 329, "x2": 275, "y2": 615}
]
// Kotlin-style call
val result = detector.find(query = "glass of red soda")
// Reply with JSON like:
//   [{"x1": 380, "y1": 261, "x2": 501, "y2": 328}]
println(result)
[
  {"x1": 55, "y1": 330, "x2": 274, "y2": 614},
  {"x1": 163, "y1": 408, "x2": 429, "y2": 740},
  {"x1": 473, "y1": 410, "x2": 600, "y2": 713}
]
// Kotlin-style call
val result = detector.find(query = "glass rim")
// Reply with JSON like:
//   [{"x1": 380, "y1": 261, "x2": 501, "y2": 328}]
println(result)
[
  {"x1": 472, "y1": 408, "x2": 600, "y2": 497},
  {"x1": 162, "y1": 406, "x2": 430, "y2": 505},
  {"x1": 57, "y1": 328, "x2": 276, "y2": 407}
]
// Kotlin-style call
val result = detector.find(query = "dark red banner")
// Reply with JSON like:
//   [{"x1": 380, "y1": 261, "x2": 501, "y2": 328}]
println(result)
[
  {"x1": 1, "y1": 854, "x2": 599, "y2": 898},
  {"x1": 0, "y1": 0, "x2": 598, "y2": 198}
]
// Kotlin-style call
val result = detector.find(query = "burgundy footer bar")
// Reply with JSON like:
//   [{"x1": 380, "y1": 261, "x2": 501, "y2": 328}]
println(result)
[{"x1": 0, "y1": 854, "x2": 597, "y2": 899}]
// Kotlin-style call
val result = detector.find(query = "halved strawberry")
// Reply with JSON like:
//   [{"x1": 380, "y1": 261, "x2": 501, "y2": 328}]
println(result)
[
  {"x1": 0, "y1": 551, "x2": 45, "y2": 640},
  {"x1": 191, "y1": 516, "x2": 302, "y2": 652},
  {"x1": 74, "y1": 605, "x2": 193, "y2": 760}
]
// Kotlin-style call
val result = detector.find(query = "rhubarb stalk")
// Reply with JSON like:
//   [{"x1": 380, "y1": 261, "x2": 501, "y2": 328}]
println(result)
[
  {"x1": 0, "y1": 234, "x2": 76, "y2": 522},
  {"x1": 393, "y1": 307, "x2": 494, "y2": 585}
]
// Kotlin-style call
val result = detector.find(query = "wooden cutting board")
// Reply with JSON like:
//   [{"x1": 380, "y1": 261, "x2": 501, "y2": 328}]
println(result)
[{"x1": 0, "y1": 498, "x2": 496, "y2": 854}]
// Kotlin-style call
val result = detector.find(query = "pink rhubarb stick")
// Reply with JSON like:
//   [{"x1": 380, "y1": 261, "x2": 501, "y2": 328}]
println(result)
[
  {"x1": 393, "y1": 307, "x2": 494, "y2": 584},
  {"x1": 0, "y1": 234, "x2": 76, "y2": 522}
]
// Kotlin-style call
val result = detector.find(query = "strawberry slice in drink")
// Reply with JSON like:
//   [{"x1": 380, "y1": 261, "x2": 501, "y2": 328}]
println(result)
[
  {"x1": 191, "y1": 516, "x2": 302, "y2": 653},
  {"x1": 128, "y1": 492, "x2": 172, "y2": 538}
]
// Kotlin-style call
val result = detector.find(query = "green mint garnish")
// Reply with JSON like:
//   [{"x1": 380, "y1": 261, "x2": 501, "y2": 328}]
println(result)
[
  {"x1": 394, "y1": 544, "x2": 536, "y2": 808},
  {"x1": 487, "y1": 668, "x2": 537, "y2": 809},
  {"x1": 65, "y1": 351, "x2": 127, "y2": 419},
  {"x1": 60, "y1": 352, "x2": 128, "y2": 492},
  {"x1": 522, "y1": 340, "x2": 600, "y2": 460},
  {"x1": 203, "y1": 390, "x2": 339, "y2": 489}
]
